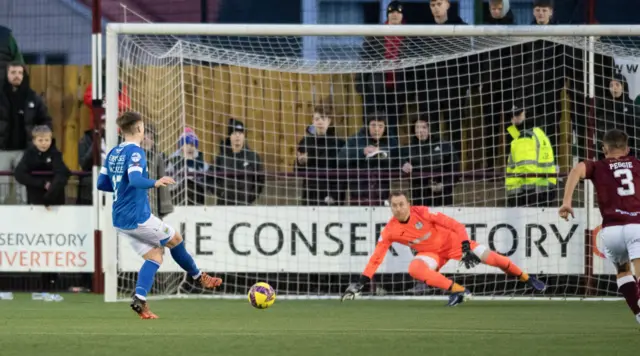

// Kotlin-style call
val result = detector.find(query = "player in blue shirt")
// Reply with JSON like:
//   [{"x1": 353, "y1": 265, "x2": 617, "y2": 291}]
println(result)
[{"x1": 98, "y1": 112, "x2": 222, "y2": 319}]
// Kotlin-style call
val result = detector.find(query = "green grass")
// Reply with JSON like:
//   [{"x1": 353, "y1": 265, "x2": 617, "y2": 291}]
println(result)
[{"x1": 0, "y1": 294, "x2": 638, "y2": 356}]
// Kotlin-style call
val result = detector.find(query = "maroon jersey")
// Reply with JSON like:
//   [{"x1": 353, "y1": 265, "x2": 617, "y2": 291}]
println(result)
[{"x1": 585, "y1": 156, "x2": 640, "y2": 227}]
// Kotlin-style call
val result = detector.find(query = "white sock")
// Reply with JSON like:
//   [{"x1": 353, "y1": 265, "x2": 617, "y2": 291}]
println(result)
[{"x1": 135, "y1": 293, "x2": 146, "y2": 301}]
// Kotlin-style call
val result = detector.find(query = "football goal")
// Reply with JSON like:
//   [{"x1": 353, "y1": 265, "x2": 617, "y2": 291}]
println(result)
[{"x1": 100, "y1": 23, "x2": 640, "y2": 302}]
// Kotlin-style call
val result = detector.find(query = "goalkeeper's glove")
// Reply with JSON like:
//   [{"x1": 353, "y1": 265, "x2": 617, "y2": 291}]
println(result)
[
  {"x1": 341, "y1": 275, "x2": 370, "y2": 302},
  {"x1": 460, "y1": 240, "x2": 481, "y2": 269}
]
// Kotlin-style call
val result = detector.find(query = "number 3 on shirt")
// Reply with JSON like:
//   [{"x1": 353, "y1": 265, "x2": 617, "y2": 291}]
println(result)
[
  {"x1": 614, "y1": 168, "x2": 635, "y2": 196},
  {"x1": 111, "y1": 176, "x2": 122, "y2": 201}
]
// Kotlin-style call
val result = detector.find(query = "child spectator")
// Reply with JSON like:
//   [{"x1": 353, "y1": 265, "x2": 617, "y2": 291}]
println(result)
[
  {"x1": 295, "y1": 104, "x2": 345, "y2": 205},
  {"x1": 215, "y1": 119, "x2": 264, "y2": 206},
  {"x1": 14, "y1": 126, "x2": 70, "y2": 206},
  {"x1": 166, "y1": 128, "x2": 211, "y2": 205}
]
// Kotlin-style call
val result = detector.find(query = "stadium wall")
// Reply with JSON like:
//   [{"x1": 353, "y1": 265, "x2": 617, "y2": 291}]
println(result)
[{"x1": 0, "y1": 206, "x2": 614, "y2": 276}]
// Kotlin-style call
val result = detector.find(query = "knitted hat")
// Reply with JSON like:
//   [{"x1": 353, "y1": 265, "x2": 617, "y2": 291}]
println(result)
[
  {"x1": 387, "y1": 1, "x2": 403, "y2": 14},
  {"x1": 178, "y1": 127, "x2": 199, "y2": 148}
]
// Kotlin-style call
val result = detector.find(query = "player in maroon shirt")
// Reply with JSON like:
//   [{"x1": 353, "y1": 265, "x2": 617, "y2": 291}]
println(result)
[{"x1": 560, "y1": 129, "x2": 640, "y2": 324}]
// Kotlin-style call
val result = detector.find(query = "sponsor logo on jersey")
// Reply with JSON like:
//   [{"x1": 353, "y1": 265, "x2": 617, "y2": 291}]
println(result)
[
  {"x1": 408, "y1": 232, "x2": 431, "y2": 246},
  {"x1": 131, "y1": 152, "x2": 142, "y2": 163}
]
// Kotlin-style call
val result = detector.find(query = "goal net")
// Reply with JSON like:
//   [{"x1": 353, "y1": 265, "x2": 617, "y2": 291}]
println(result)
[{"x1": 102, "y1": 24, "x2": 640, "y2": 302}]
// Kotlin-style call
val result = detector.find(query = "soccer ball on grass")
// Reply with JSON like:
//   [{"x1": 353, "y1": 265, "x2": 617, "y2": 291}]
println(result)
[{"x1": 248, "y1": 282, "x2": 276, "y2": 309}]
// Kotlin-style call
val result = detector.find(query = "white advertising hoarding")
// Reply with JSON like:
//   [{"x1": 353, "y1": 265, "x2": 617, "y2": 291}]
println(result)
[
  {"x1": 0, "y1": 206, "x2": 94, "y2": 272},
  {"x1": 117, "y1": 207, "x2": 588, "y2": 275}
]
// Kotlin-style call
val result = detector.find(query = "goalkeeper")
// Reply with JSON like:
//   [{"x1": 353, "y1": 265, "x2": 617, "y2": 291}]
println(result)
[{"x1": 341, "y1": 191, "x2": 546, "y2": 306}]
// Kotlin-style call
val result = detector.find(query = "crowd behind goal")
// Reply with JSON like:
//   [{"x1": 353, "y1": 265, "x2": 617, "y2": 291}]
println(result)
[{"x1": 0, "y1": 0, "x2": 638, "y2": 211}]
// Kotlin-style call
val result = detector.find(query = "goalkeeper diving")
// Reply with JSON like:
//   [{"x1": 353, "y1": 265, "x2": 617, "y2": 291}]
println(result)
[{"x1": 341, "y1": 191, "x2": 546, "y2": 306}]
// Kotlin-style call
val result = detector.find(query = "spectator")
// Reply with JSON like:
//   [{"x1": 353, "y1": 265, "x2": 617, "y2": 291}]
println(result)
[
  {"x1": 416, "y1": 0, "x2": 471, "y2": 152},
  {"x1": 83, "y1": 59, "x2": 130, "y2": 119},
  {"x1": 486, "y1": 0, "x2": 514, "y2": 24},
  {"x1": 142, "y1": 123, "x2": 173, "y2": 217},
  {"x1": 295, "y1": 104, "x2": 345, "y2": 205},
  {"x1": 401, "y1": 118, "x2": 459, "y2": 206},
  {"x1": 339, "y1": 112, "x2": 398, "y2": 205},
  {"x1": 356, "y1": 0, "x2": 411, "y2": 140},
  {"x1": 596, "y1": 74, "x2": 640, "y2": 157},
  {"x1": 215, "y1": 119, "x2": 264, "y2": 206},
  {"x1": 77, "y1": 115, "x2": 106, "y2": 205},
  {"x1": 0, "y1": 26, "x2": 24, "y2": 67},
  {"x1": 0, "y1": 62, "x2": 52, "y2": 204},
  {"x1": 166, "y1": 128, "x2": 211, "y2": 205},
  {"x1": 523, "y1": 0, "x2": 571, "y2": 149},
  {"x1": 505, "y1": 104, "x2": 557, "y2": 207},
  {"x1": 481, "y1": 0, "x2": 518, "y2": 168},
  {"x1": 14, "y1": 126, "x2": 70, "y2": 206}
]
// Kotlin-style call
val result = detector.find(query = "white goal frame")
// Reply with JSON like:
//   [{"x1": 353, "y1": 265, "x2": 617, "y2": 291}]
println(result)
[{"x1": 102, "y1": 23, "x2": 640, "y2": 303}]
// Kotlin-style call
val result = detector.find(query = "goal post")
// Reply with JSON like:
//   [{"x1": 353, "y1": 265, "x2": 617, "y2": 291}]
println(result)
[{"x1": 102, "y1": 23, "x2": 640, "y2": 302}]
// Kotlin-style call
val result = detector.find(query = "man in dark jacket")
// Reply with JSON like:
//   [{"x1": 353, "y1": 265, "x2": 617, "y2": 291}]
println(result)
[
  {"x1": 142, "y1": 123, "x2": 174, "y2": 217},
  {"x1": 0, "y1": 26, "x2": 24, "y2": 67},
  {"x1": 416, "y1": 0, "x2": 472, "y2": 152},
  {"x1": 0, "y1": 62, "x2": 52, "y2": 203},
  {"x1": 401, "y1": 118, "x2": 459, "y2": 206},
  {"x1": 77, "y1": 115, "x2": 106, "y2": 205},
  {"x1": 596, "y1": 74, "x2": 639, "y2": 156},
  {"x1": 295, "y1": 105, "x2": 345, "y2": 205},
  {"x1": 481, "y1": 0, "x2": 517, "y2": 168},
  {"x1": 14, "y1": 126, "x2": 70, "y2": 206},
  {"x1": 339, "y1": 112, "x2": 399, "y2": 205},
  {"x1": 215, "y1": 119, "x2": 264, "y2": 205},
  {"x1": 356, "y1": 1, "x2": 411, "y2": 140}
]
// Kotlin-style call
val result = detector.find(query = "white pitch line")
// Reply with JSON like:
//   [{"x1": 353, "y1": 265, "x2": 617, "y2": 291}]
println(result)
[{"x1": 0, "y1": 328, "x2": 630, "y2": 337}]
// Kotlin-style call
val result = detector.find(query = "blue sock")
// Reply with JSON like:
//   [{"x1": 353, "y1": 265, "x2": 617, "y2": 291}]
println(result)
[
  {"x1": 135, "y1": 260, "x2": 160, "y2": 299},
  {"x1": 170, "y1": 241, "x2": 201, "y2": 278}
]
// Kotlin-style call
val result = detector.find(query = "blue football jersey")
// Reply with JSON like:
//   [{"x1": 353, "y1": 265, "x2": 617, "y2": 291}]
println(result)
[{"x1": 104, "y1": 142, "x2": 152, "y2": 229}]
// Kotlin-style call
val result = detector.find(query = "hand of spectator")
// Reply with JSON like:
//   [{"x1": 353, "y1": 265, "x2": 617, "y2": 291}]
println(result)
[
  {"x1": 297, "y1": 152, "x2": 308, "y2": 165},
  {"x1": 363, "y1": 145, "x2": 378, "y2": 156},
  {"x1": 154, "y1": 176, "x2": 176, "y2": 188},
  {"x1": 402, "y1": 162, "x2": 413, "y2": 174},
  {"x1": 44, "y1": 182, "x2": 51, "y2": 191}
]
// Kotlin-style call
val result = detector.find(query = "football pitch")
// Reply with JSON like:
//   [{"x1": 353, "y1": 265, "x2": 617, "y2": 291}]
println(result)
[{"x1": 0, "y1": 294, "x2": 638, "y2": 356}]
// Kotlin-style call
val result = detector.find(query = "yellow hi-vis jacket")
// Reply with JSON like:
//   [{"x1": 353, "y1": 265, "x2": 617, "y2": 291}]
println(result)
[{"x1": 505, "y1": 125, "x2": 557, "y2": 195}]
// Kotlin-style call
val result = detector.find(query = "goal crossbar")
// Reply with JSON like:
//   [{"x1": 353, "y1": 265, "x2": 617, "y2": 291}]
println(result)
[{"x1": 107, "y1": 23, "x2": 640, "y2": 37}]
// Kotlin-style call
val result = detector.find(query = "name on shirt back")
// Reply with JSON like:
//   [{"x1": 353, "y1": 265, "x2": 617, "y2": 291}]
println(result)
[{"x1": 609, "y1": 161, "x2": 633, "y2": 170}]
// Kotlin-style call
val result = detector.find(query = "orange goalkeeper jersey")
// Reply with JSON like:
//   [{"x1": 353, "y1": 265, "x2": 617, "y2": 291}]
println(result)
[{"x1": 362, "y1": 206, "x2": 468, "y2": 278}]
